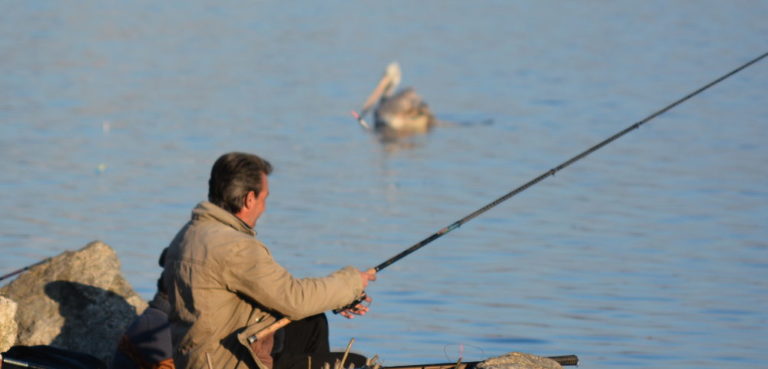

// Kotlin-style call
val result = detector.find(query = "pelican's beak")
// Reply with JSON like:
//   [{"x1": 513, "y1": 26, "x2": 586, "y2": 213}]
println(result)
[
  {"x1": 360, "y1": 72, "x2": 392, "y2": 117},
  {"x1": 360, "y1": 62, "x2": 401, "y2": 117}
]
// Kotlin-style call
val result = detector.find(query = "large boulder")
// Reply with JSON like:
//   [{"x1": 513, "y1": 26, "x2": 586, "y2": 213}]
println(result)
[
  {"x1": 0, "y1": 241, "x2": 148, "y2": 364},
  {"x1": 0, "y1": 296, "x2": 18, "y2": 352}
]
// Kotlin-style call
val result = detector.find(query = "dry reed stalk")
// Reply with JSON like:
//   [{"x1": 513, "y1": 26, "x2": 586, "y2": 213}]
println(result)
[
  {"x1": 453, "y1": 355, "x2": 463, "y2": 369},
  {"x1": 339, "y1": 337, "x2": 355, "y2": 369},
  {"x1": 367, "y1": 354, "x2": 378, "y2": 365}
]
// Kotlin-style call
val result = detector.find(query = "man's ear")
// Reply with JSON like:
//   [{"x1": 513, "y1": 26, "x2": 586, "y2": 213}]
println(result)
[{"x1": 243, "y1": 190, "x2": 256, "y2": 210}]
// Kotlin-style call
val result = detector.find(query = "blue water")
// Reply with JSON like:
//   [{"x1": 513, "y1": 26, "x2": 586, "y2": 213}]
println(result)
[{"x1": 1, "y1": 1, "x2": 767, "y2": 368}]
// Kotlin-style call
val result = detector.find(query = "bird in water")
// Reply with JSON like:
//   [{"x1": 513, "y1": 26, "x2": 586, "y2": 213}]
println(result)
[{"x1": 354, "y1": 62, "x2": 436, "y2": 139}]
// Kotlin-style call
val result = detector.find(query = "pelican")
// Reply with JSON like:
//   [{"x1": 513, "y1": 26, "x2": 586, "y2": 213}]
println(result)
[{"x1": 356, "y1": 62, "x2": 436, "y2": 137}]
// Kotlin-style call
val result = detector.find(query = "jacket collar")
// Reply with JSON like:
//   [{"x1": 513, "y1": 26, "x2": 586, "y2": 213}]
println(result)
[{"x1": 192, "y1": 201, "x2": 256, "y2": 236}]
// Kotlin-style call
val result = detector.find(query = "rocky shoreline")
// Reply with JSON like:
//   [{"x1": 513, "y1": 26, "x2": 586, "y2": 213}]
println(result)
[
  {"x1": 0, "y1": 241, "x2": 148, "y2": 364},
  {"x1": 0, "y1": 242, "x2": 570, "y2": 369}
]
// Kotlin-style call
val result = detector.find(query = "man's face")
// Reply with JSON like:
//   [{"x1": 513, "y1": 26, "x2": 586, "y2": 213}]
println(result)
[
  {"x1": 237, "y1": 173, "x2": 270, "y2": 228},
  {"x1": 252, "y1": 173, "x2": 269, "y2": 223}
]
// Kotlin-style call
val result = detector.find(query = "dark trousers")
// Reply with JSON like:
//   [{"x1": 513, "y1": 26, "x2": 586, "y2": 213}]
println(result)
[{"x1": 272, "y1": 314, "x2": 367, "y2": 369}]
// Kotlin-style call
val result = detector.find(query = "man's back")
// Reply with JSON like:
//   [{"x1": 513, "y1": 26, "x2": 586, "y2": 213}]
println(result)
[{"x1": 164, "y1": 201, "x2": 364, "y2": 369}]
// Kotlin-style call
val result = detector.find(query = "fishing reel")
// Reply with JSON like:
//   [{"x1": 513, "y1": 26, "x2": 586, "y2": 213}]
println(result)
[{"x1": 332, "y1": 291, "x2": 370, "y2": 315}]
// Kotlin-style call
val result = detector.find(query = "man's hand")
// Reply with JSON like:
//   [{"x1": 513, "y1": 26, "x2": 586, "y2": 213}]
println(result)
[
  {"x1": 340, "y1": 268, "x2": 376, "y2": 319},
  {"x1": 339, "y1": 293, "x2": 372, "y2": 319},
  {"x1": 360, "y1": 268, "x2": 376, "y2": 289}
]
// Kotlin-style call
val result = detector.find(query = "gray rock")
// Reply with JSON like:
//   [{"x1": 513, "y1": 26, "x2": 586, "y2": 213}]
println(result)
[
  {"x1": 0, "y1": 241, "x2": 148, "y2": 364},
  {"x1": 477, "y1": 352, "x2": 562, "y2": 369},
  {"x1": 0, "y1": 296, "x2": 18, "y2": 352}
]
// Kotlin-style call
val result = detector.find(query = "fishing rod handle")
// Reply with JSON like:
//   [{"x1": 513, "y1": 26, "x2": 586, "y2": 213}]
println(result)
[
  {"x1": 251, "y1": 291, "x2": 368, "y2": 343},
  {"x1": 248, "y1": 317, "x2": 291, "y2": 343}
]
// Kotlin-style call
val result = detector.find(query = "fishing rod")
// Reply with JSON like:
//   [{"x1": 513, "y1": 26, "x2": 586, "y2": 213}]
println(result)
[
  {"x1": 373, "y1": 50, "x2": 768, "y2": 274},
  {"x1": 0, "y1": 353, "x2": 60, "y2": 369},
  {"x1": 0, "y1": 257, "x2": 52, "y2": 282},
  {"x1": 249, "y1": 51, "x2": 768, "y2": 343},
  {"x1": 382, "y1": 354, "x2": 579, "y2": 368}
]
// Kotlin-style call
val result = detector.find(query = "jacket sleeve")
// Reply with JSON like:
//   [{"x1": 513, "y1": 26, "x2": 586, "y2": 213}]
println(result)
[{"x1": 218, "y1": 237, "x2": 363, "y2": 320}]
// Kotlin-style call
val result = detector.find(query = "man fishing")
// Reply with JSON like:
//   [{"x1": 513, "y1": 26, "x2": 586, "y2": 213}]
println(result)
[{"x1": 162, "y1": 152, "x2": 376, "y2": 369}]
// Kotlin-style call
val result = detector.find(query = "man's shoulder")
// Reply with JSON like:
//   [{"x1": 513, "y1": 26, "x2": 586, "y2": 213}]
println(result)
[
  {"x1": 166, "y1": 221, "x2": 254, "y2": 264},
  {"x1": 192, "y1": 223, "x2": 268, "y2": 256}
]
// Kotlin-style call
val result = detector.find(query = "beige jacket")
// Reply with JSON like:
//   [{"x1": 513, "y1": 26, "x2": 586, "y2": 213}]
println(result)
[{"x1": 163, "y1": 202, "x2": 363, "y2": 369}]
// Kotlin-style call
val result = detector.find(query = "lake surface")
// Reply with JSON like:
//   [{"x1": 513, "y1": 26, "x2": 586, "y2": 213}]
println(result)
[{"x1": 1, "y1": 1, "x2": 767, "y2": 368}]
